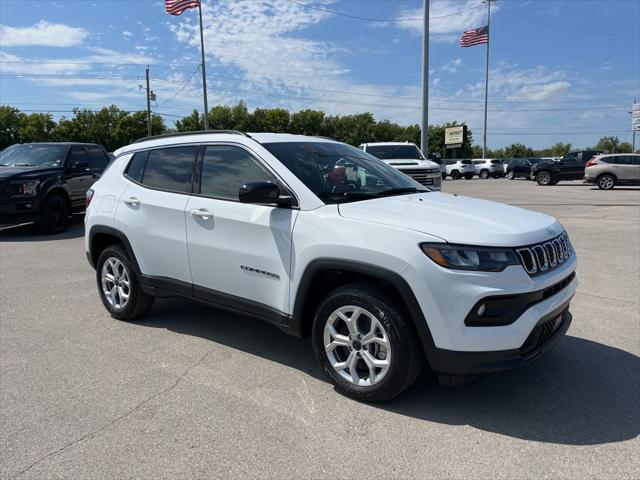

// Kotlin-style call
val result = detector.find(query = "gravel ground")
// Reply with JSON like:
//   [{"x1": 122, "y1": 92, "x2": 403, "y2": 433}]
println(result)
[{"x1": 1, "y1": 178, "x2": 638, "y2": 479}]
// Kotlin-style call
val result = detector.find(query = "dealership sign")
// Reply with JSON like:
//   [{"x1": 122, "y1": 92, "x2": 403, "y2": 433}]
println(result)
[
  {"x1": 632, "y1": 103, "x2": 640, "y2": 132},
  {"x1": 445, "y1": 125, "x2": 466, "y2": 148}
]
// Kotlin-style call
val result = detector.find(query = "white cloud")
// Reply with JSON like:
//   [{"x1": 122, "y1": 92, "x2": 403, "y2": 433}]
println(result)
[
  {"x1": 0, "y1": 21, "x2": 89, "y2": 47},
  {"x1": 122, "y1": 30, "x2": 133, "y2": 38},
  {"x1": 510, "y1": 81, "x2": 571, "y2": 101},
  {"x1": 441, "y1": 58, "x2": 462, "y2": 73},
  {"x1": 394, "y1": 0, "x2": 495, "y2": 42}
]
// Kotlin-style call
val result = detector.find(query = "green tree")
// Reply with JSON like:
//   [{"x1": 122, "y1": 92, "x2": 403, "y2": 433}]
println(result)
[
  {"x1": 550, "y1": 142, "x2": 572, "y2": 157},
  {"x1": 176, "y1": 109, "x2": 203, "y2": 131},
  {"x1": 617, "y1": 142, "x2": 633, "y2": 153},
  {"x1": 290, "y1": 109, "x2": 325, "y2": 136},
  {"x1": 503, "y1": 142, "x2": 534, "y2": 158},
  {"x1": 0, "y1": 106, "x2": 23, "y2": 149},
  {"x1": 17, "y1": 113, "x2": 56, "y2": 143},
  {"x1": 208, "y1": 106, "x2": 233, "y2": 130},
  {"x1": 595, "y1": 136, "x2": 622, "y2": 153}
]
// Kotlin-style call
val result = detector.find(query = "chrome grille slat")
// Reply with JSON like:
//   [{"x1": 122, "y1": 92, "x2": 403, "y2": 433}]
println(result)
[{"x1": 517, "y1": 233, "x2": 573, "y2": 276}]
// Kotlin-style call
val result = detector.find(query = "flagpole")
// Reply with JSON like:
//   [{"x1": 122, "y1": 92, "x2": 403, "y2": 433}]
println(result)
[
  {"x1": 198, "y1": 1, "x2": 210, "y2": 131},
  {"x1": 420, "y1": 0, "x2": 429, "y2": 157},
  {"x1": 482, "y1": 0, "x2": 492, "y2": 159}
]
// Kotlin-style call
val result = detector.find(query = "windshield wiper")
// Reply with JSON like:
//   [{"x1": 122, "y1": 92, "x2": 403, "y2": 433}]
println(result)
[
  {"x1": 375, "y1": 187, "x2": 428, "y2": 197},
  {"x1": 316, "y1": 191, "x2": 378, "y2": 203}
]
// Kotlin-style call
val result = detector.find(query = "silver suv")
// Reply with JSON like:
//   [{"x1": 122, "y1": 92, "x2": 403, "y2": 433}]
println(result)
[
  {"x1": 584, "y1": 153, "x2": 640, "y2": 190},
  {"x1": 473, "y1": 159, "x2": 505, "y2": 179}
]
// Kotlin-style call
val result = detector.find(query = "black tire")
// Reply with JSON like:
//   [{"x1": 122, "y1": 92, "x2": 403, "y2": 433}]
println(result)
[
  {"x1": 451, "y1": 170, "x2": 460, "y2": 180},
  {"x1": 96, "y1": 244, "x2": 155, "y2": 321},
  {"x1": 536, "y1": 171, "x2": 553, "y2": 186},
  {"x1": 597, "y1": 174, "x2": 616, "y2": 190},
  {"x1": 480, "y1": 170, "x2": 489, "y2": 179},
  {"x1": 312, "y1": 283, "x2": 424, "y2": 402},
  {"x1": 464, "y1": 174, "x2": 474, "y2": 180},
  {"x1": 36, "y1": 194, "x2": 69, "y2": 234},
  {"x1": 506, "y1": 171, "x2": 515, "y2": 180}
]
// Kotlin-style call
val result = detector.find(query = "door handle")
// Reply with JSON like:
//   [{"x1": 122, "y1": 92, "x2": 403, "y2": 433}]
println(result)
[
  {"x1": 124, "y1": 197, "x2": 140, "y2": 206},
  {"x1": 190, "y1": 208, "x2": 213, "y2": 219}
]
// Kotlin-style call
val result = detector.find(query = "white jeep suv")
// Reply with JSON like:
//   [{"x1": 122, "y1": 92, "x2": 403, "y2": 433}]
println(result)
[
  {"x1": 359, "y1": 142, "x2": 442, "y2": 190},
  {"x1": 85, "y1": 131, "x2": 577, "y2": 402}
]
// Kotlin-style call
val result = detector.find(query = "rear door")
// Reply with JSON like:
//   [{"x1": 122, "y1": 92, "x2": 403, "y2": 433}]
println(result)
[
  {"x1": 86, "y1": 146, "x2": 110, "y2": 179},
  {"x1": 185, "y1": 144, "x2": 297, "y2": 314},
  {"x1": 612, "y1": 155, "x2": 635, "y2": 181},
  {"x1": 113, "y1": 145, "x2": 197, "y2": 285},
  {"x1": 65, "y1": 146, "x2": 94, "y2": 208}
]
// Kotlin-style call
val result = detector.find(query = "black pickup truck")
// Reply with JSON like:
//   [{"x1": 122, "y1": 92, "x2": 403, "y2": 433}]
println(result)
[
  {"x1": 0, "y1": 142, "x2": 110, "y2": 233},
  {"x1": 531, "y1": 150, "x2": 603, "y2": 186}
]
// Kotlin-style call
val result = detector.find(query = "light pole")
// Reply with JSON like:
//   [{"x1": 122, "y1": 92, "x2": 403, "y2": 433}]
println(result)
[{"x1": 420, "y1": 0, "x2": 429, "y2": 156}]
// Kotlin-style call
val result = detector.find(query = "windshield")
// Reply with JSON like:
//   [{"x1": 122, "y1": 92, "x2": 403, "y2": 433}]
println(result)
[
  {"x1": 365, "y1": 145, "x2": 424, "y2": 160},
  {"x1": 528, "y1": 158, "x2": 541, "y2": 164},
  {"x1": 0, "y1": 144, "x2": 67, "y2": 167},
  {"x1": 263, "y1": 142, "x2": 428, "y2": 204}
]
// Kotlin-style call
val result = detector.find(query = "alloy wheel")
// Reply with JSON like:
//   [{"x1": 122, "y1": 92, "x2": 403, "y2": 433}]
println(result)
[
  {"x1": 323, "y1": 305, "x2": 391, "y2": 387},
  {"x1": 101, "y1": 257, "x2": 131, "y2": 310},
  {"x1": 538, "y1": 172, "x2": 551, "y2": 185},
  {"x1": 598, "y1": 175, "x2": 615, "y2": 190}
]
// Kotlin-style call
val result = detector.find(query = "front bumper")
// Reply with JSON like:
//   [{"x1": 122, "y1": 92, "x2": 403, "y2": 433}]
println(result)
[
  {"x1": 0, "y1": 199, "x2": 42, "y2": 227},
  {"x1": 427, "y1": 301, "x2": 572, "y2": 376}
]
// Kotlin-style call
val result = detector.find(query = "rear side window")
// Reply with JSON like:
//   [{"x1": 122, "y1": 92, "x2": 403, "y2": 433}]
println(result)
[
  {"x1": 125, "y1": 151, "x2": 148, "y2": 182},
  {"x1": 633, "y1": 155, "x2": 640, "y2": 165},
  {"x1": 141, "y1": 146, "x2": 197, "y2": 193},
  {"x1": 68, "y1": 146, "x2": 91, "y2": 168},
  {"x1": 461, "y1": 160, "x2": 472, "y2": 165},
  {"x1": 613, "y1": 156, "x2": 633, "y2": 165},
  {"x1": 87, "y1": 146, "x2": 109, "y2": 171},
  {"x1": 199, "y1": 145, "x2": 278, "y2": 201}
]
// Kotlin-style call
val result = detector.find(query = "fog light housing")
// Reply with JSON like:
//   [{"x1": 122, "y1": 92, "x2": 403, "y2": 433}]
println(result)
[{"x1": 477, "y1": 304, "x2": 486, "y2": 316}]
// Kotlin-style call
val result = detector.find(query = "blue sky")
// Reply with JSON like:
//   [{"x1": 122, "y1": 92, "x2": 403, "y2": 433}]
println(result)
[{"x1": 1, "y1": 0, "x2": 639, "y2": 149}]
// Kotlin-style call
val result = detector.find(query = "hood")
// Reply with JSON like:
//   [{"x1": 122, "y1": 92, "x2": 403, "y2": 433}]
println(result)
[
  {"x1": 338, "y1": 192, "x2": 562, "y2": 247},
  {"x1": 383, "y1": 159, "x2": 439, "y2": 169},
  {"x1": 0, "y1": 165, "x2": 60, "y2": 180}
]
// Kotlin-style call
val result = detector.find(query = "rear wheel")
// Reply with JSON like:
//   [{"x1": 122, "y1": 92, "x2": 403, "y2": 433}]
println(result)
[
  {"x1": 96, "y1": 244, "x2": 155, "y2": 320},
  {"x1": 36, "y1": 194, "x2": 69, "y2": 234},
  {"x1": 480, "y1": 170, "x2": 489, "y2": 179},
  {"x1": 597, "y1": 174, "x2": 616, "y2": 190},
  {"x1": 451, "y1": 170, "x2": 460, "y2": 180},
  {"x1": 312, "y1": 283, "x2": 424, "y2": 402},
  {"x1": 536, "y1": 171, "x2": 553, "y2": 186}
]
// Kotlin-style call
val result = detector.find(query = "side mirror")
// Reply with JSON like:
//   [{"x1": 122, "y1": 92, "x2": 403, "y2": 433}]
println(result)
[
  {"x1": 73, "y1": 161, "x2": 91, "y2": 172},
  {"x1": 239, "y1": 182, "x2": 292, "y2": 207}
]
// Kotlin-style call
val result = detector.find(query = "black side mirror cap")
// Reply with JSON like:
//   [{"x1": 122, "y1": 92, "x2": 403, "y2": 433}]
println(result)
[{"x1": 239, "y1": 181, "x2": 292, "y2": 207}]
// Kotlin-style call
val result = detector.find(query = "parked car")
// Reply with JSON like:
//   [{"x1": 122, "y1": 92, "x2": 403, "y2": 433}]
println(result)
[
  {"x1": 583, "y1": 153, "x2": 640, "y2": 190},
  {"x1": 505, "y1": 157, "x2": 542, "y2": 180},
  {"x1": 445, "y1": 159, "x2": 476, "y2": 179},
  {"x1": 472, "y1": 158, "x2": 505, "y2": 179},
  {"x1": 531, "y1": 150, "x2": 603, "y2": 186},
  {"x1": 0, "y1": 142, "x2": 110, "y2": 232},
  {"x1": 85, "y1": 131, "x2": 577, "y2": 402},
  {"x1": 359, "y1": 142, "x2": 441, "y2": 190}
]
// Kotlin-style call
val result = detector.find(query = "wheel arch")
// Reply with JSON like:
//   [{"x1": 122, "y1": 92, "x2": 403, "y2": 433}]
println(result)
[
  {"x1": 291, "y1": 259, "x2": 437, "y2": 359},
  {"x1": 597, "y1": 171, "x2": 617, "y2": 182},
  {"x1": 88, "y1": 225, "x2": 141, "y2": 273},
  {"x1": 42, "y1": 185, "x2": 72, "y2": 209}
]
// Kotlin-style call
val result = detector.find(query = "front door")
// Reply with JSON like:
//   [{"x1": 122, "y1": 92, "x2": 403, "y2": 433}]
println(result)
[{"x1": 185, "y1": 144, "x2": 297, "y2": 315}]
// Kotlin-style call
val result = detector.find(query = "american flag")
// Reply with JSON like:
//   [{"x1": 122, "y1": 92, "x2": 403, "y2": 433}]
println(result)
[
  {"x1": 165, "y1": 0, "x2": 200, "y2": 16},
  {"x1": 460, "y1": 26, "x2": 489, "y2": 47}
]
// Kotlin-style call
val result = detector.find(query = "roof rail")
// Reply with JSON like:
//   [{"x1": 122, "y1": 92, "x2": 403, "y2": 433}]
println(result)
[
  {"x1": 133, "y1": 130, "x2": 249, "y2": 144},
  {"x1": 314, "y1": 135, "x2": 338, "y2": 141}
]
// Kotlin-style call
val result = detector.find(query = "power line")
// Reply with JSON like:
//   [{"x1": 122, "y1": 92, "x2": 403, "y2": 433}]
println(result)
[
  {"x1": 500, "y1": 6, "x2": 640, "y2": 36},
  {"x1": 284, "y1": 0, "x2": 484, "y2": 22},
  {"x1": 158, "y1": 67, "x2": 200, "y2": 106}
]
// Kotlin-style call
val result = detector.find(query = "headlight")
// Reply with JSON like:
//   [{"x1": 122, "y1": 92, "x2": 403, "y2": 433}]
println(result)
[
  {"x1": 420, "y1": 243, "x2": 520, "y2": 272},
  {"x1": 12, "y1": 180, "x2": 39, "y2": 196}
]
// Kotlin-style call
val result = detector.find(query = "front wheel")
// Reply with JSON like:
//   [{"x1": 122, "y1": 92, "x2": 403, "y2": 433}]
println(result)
[
  {"x1": 480, "y1": 170, "x2": 489, "y2": 179},
  {"x1": 451, "y1": 170, "x2": 460, "y2": 180},
  {"x1": 312, "y1": 283, "x2": 424, "y2": 402},
  {"x1": 506, "y1": 171, "x2": 515, "y2": 180},
  {"x1": 536, "y1": 171, "x2": 553, "y2": 186},
  {"x1": 36, "y1": 194, "x2": 69, "y2": 234},
  {"x1": 597, "y1": 174, "x2": 616, "y2": 190},
  {"x1": 464, "y1": 174, "x2": 474, "y2": 180},
  {"x1": 96, "y1": 244, "x2": 155, "y2": 320}
]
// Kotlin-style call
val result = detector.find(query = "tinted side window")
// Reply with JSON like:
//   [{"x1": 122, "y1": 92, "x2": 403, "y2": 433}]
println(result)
[
  {"x1": 87, "y1": 146, "x2": 109, "y2": 171},
  {"x1": 613, "y1": 156, "x2": 632, "y2": 165},
  {"x1": 68, "y1": 147, "x2": 91, "y2": 168},
  {"x1": 125, "y1": 151, "x2": 148, "y2": 182},
  {"x1": 200, "y1": 146, "x2": 277, "y2": 201},
  {"x1": 633, "y1": 155, "x2": 640, "y2": 165},
  {"x1": 141, "y1": 146, "x2": 197, "y2": 193}
]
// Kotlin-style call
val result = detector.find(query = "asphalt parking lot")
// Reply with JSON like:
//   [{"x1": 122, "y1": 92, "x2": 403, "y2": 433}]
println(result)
[{"x1": 1, "y1": 179, "x2": 639, "y2": 479}]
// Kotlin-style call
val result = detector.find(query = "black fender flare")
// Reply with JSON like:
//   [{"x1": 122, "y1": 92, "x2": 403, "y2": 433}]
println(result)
[
  {"x1": 87, "y1": 225, "x2": 141, "y2": 274},
  {"x1": 291, "y1": 258, "x2": 438, "y2": 359}
]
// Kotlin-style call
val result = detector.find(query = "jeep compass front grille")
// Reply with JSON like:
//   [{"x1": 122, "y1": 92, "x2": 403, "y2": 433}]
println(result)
[{"x1": 516, "y1": 233, "x2": 572, "y2": 276}]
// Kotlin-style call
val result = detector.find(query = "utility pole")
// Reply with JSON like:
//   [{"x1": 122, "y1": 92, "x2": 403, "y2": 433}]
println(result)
[
  {"x1": 198, "y1": 2, "x2": 210, "y2": 130},
  {"x1": 420, "y1": 0, "x2": 429, "y2": 156},
  {"x1": 482, "y1": 0, "x2": 495, "y2": 159},
  {"x1": 145, "y1": 66, "x2": 152, "y2": 137}
]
